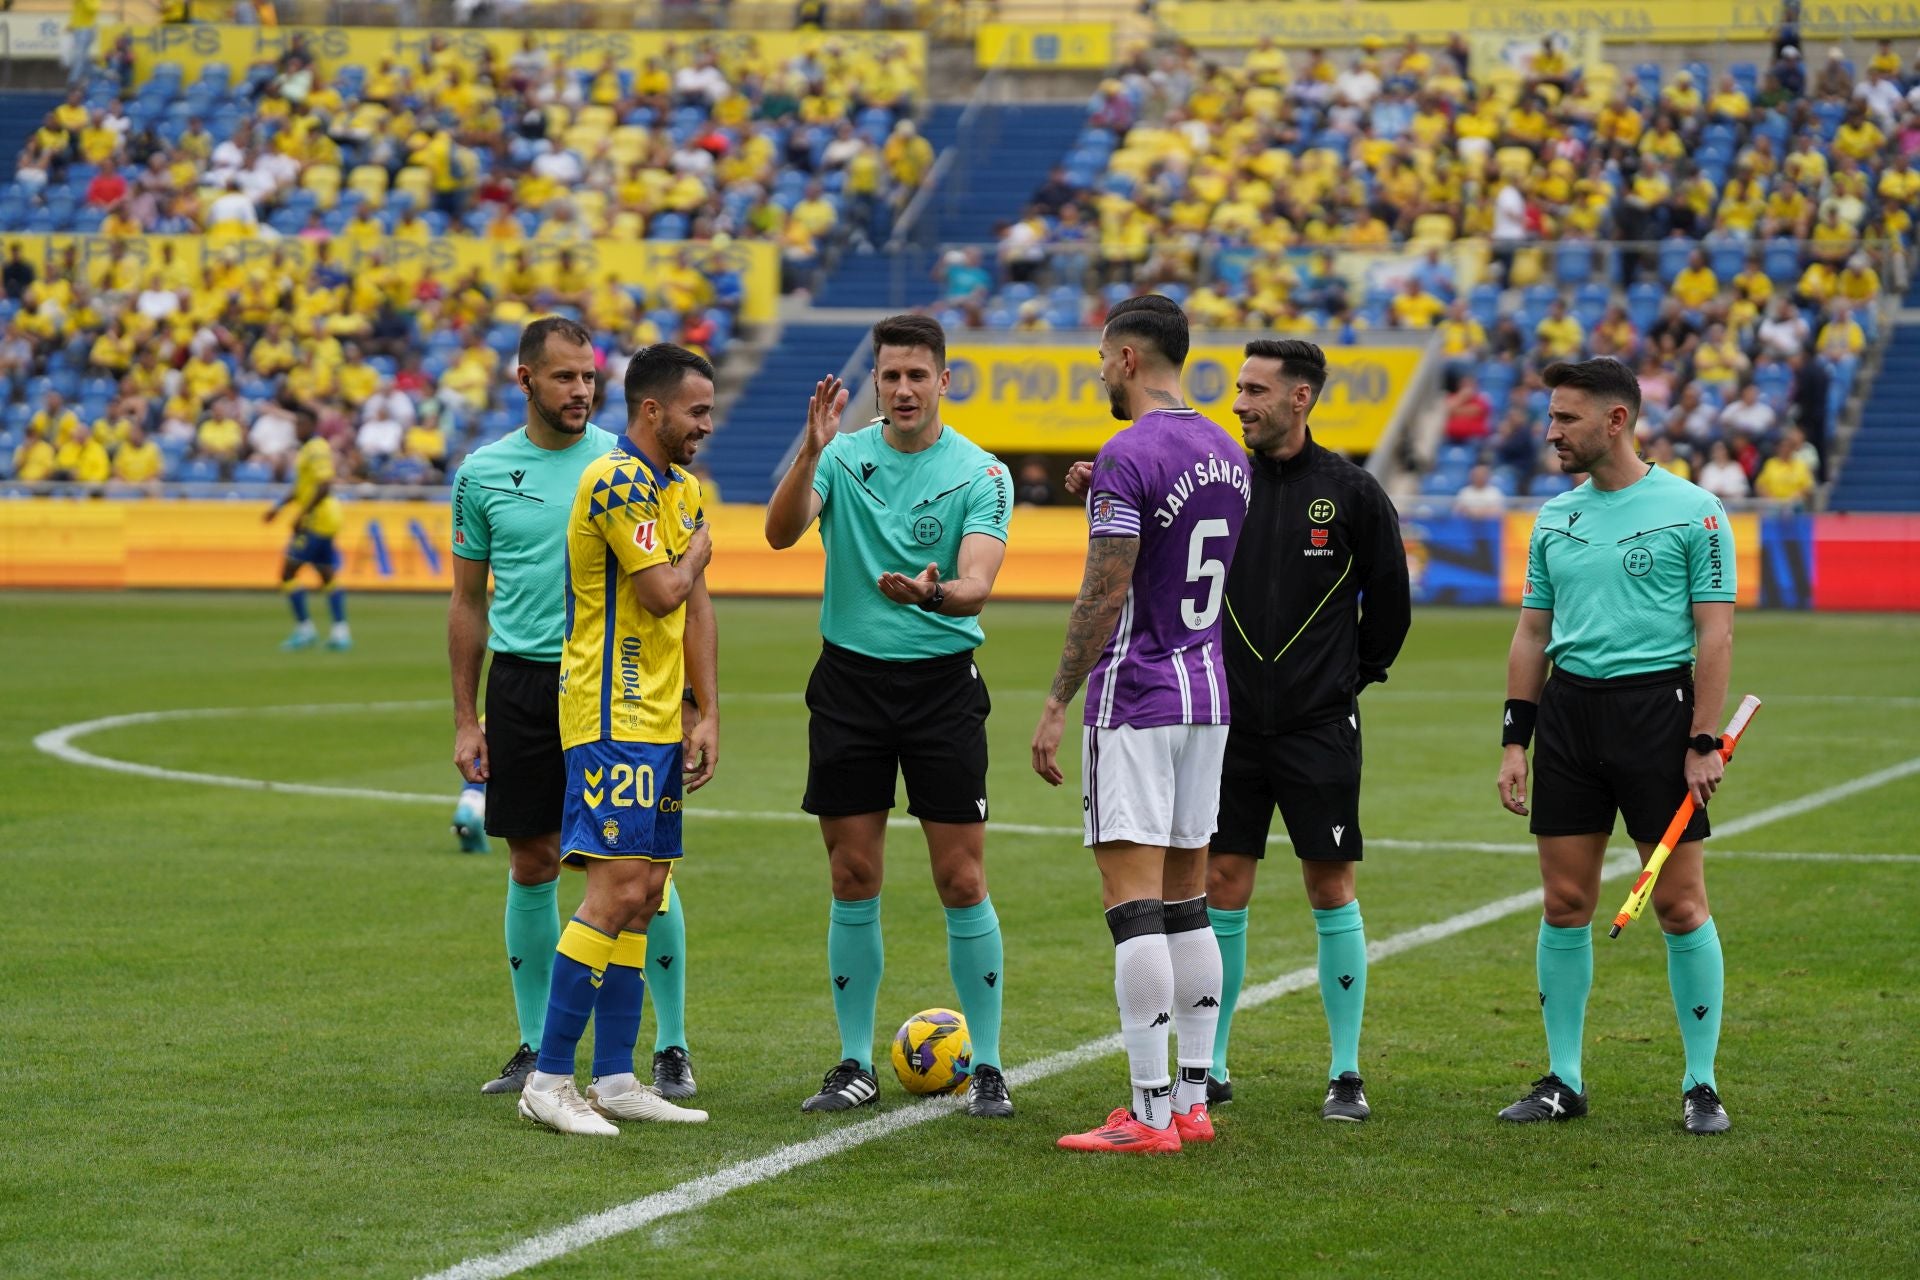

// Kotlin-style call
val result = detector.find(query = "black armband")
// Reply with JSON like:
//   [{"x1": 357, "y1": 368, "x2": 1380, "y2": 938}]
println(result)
[
  {"x1": 1502, "y1": 699, "x2": 1538, "y2": 749},
  {"x1": 682, "y1": 687, "x2": 698, "y2": 705}
]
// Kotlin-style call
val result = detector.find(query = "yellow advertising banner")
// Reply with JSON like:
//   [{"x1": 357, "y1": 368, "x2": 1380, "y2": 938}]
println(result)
[
  {"x1": 3, "y1": 232, "x2": 781, "y2": 325},
  {"x1": 1157, "y1": 1, "x2": 1920, "y2": 47},
  {"x1": 940, "y1": 343, "x2": 1422, "y2": 456},
  {"x1": 104, "y1": 24, "x2": 926, "y2": 84},
  {"x1": 975, "y1": 22, "x2": 1117, "y2": 70},
  {"x1": 1498, "y1": 509, "x2": 1761, "y2": 606},
  {"x1": 0, "y1": 501, "x2": 1102, "y2": 600}
]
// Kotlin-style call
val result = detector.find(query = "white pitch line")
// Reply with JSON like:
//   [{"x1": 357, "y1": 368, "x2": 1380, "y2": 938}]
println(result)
[
  {"x1": 419, "y1": 751, "x2": 1920, "y2": 1279},
  {"x1": 32, "y1": 707, "x2": 1920, "y2": 865}
]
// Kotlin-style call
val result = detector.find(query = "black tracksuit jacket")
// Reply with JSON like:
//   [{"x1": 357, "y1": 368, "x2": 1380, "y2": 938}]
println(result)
[{"x1": 1222, "y1": 430, "x2": 1412, "y2": 735}]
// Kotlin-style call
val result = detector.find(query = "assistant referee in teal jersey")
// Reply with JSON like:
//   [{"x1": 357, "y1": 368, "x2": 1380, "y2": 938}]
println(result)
[
  {"x1": 1496, "y1": 358, "x2": 1736, "y2": 1136},
  {"x1": 765, "y1": 314, "x2": 1016, "y2": 1119}
]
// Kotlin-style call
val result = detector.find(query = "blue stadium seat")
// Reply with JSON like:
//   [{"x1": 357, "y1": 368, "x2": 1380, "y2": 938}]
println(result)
[
  {"x1": 1555, "y1": 242, "x2": 1593, "y2": 285},
  {"x1": 1707, "y1": 238, "x2": 1747, "y2": 281},
  {"x1": 1657, "y1": 239, "x2": 1694, "y2": 285},
  {"x1": 1467, "y1": 283, "x2": 1500, "y2": 329},
  {"x1": 1763, "y1": 237, "x2": 1803, "y2": 284}
]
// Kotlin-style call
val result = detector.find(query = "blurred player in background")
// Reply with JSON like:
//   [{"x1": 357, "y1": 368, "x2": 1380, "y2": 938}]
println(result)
[
  {"x1": 517, "y1": 343, "x2": 718, "y2": 1136},
  {"x1": 264, "y1": 407, "x2": 350, "y2": 652},
  {"x1": 449, "y1": 321, "x2": 699, "y2": 1106},
  {"x1": 764, "y1": 314, "x2": 1015, "y2": 1119},
  {"x1": 1203, "y1": 340, "x2": 1410, "y2": 1121},
  {"x1": 1497, "y1": 358, "x2": 1736, "y2": 1135},
  {"x1": 1034, "y1": 296, "x2": 1249, "y2": 1154}
]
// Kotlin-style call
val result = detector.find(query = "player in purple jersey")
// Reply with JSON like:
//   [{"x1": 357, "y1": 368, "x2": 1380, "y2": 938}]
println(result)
[{"x1": 1032, "y1": 295, "x2": 1250, "y2": 1154}]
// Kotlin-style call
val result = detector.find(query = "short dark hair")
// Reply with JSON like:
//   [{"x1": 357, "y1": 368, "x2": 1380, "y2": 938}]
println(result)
[
  {"x1": 872, "y1": 313, "x2": 946, "y2": 369},
  {"x1": 517, "y1": 316, "x2": 594, "y2": 369},
  {"x1": 1243, "y1": 338, "x2": 1328, "y2": 399},
  {"x1": 624, "y1": 342, "x2": 716, "y2": 406},
  {"x1": 1543, "y1": 357, "x2": 1641, "y2": 423},
  {"x1": 1104, "y1": 294, "x2": 1189, "y2": 368}
]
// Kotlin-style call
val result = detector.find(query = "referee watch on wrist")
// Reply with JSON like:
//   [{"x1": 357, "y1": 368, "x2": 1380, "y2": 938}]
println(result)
[
  {"x1": 1689, "y1": 733, "x2": 1721, "y2": 756},
  {"x1": 919, "y1": 582, "x2": 946, "y2": 613}
]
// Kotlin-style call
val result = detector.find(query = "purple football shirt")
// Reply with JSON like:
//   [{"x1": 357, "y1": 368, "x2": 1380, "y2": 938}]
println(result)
[{"x1": 1082, "y1": 408, "x2": 1251, "y2": 729}]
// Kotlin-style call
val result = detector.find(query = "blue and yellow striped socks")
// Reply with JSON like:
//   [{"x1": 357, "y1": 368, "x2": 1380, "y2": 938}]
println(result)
[
  {"x1": 534, "y1": 917, "x2": 617, "y2": 1077},
  {"x1": 590, "y1": 930, "x2": 649, "y2": 1087}
]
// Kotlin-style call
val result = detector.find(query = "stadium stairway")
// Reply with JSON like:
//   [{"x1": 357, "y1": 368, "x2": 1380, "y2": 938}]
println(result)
[
  {"x1": 708, "y1": 323, "x2": 872, "y2": 504},
  {"x1": 0, "y1": 92, "x2": 64, "y2": 182},
  {"x1": 814, "y1": 102, "x2": 1088, "y2": 309},
  {"x1": 1829, "y1": 324, "x2": 1920, "y2": 512}
]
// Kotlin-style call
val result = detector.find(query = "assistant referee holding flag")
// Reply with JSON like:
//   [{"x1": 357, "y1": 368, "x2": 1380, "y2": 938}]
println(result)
[
  {"x1": 1202, "y1": 340, "x2": 1410, "y2": 1121},
  {"x1": 1497, "y1": 358, "x2": 1736, "y2": 1135},
  {"x1": 765, "y1": 314, "x2": 1016, "y2": 1119}
]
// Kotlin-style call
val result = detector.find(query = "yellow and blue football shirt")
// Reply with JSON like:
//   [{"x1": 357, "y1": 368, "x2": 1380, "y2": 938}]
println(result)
[
  {"x1": 293, "y1": 437, "x2": 343, "y2": 538},
  {"x1": 559, "y1": 444, "x2": 705, "y2": 750}
]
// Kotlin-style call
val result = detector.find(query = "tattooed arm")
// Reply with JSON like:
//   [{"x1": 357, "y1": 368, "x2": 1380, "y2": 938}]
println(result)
[{"x1": 1031, "y1": 535, "x2": 1139, "y2": 786}]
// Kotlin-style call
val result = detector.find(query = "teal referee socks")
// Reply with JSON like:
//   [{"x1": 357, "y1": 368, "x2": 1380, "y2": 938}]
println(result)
[
  {"x1": 505, "y1": 876, "x2": 561, "y2": 1048},
  {"x1": 828, "y1": 894, "x2": 884, "y2": 1071},
  {"x1": 944, "y1": 896, "x2": 1003, "y2": 1070},
  {"x1": 647, "y1": 878, "x2": 689, "y2": 1053},
  {"x1": 1537, "y1": 920, "x2": 1594, "y2": 1094},
  {"x1": 1207, "y1": 905, "x2": 1249, "y2": 1081},
  {"x1": 1666, "y1": 916, "x2": 1723, "y2": 1092},
  {"x1": 1314, "y1": 900, "x2": 1367, "y2": 1080}
]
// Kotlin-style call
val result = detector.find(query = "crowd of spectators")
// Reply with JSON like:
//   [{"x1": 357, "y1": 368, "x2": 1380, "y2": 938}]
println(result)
[
  {"x1": 929, "y1": 34, "x2": 1917, "y2": 506},
  {"x1": 5, "y1": 30, "x2": 940, "y2": 489}
]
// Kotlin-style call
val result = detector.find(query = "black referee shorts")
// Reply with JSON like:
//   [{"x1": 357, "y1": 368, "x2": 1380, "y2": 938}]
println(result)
[
  {"x1": 1211, "y1": 711, "x2": 1364, "y2": 862},
  {"x1": 482, "y1": 653, "x2": 565, "y2": 840},
  {"x1": 1531, "y1": 665, "x2": 1710, "y2": 845},
  {"x1": 802, "y1": 641, "x2": 991, "y2": 825}
]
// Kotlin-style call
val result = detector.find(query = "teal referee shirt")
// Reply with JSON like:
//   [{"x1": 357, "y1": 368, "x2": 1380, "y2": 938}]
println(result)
[
  {"x1": 451, "y1": 423, "x2": 619, "y2": 661},
  {"x1": 811, "y1": 424, "x2": 1014, "y2": 661}
]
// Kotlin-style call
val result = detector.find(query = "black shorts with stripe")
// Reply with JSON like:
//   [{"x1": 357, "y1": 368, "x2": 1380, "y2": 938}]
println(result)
[
  {"x1": 482, "y1": 653, "x2": 565, "y2": 839},
  {"x1": 802, "y1": 641, "x2": 991, "y2": 824},
  {"x1": 1530, "y1": 665, "x2": 1710, "y2": 845}
]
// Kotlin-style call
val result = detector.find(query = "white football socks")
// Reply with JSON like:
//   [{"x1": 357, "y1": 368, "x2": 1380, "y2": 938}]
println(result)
[
  {"x1": 1108, "y1": 899, "x2": 1175, "y2": 1131},
  {"x1": 1165, "y1": 895, "x2": 1222, "y2": 1114}
]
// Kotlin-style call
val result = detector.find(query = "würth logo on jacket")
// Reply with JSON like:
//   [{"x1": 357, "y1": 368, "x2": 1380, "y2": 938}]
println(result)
[
  {"x1": 1304, "y1": 527, "x2": 1335, "y2": 557},
  {"x1": 1310, "y1": 527, "x2": 1330, "y2": 548}
]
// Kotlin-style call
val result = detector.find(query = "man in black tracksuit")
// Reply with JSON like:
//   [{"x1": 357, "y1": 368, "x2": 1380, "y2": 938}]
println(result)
[{"x1": 1204, "y1": 339, "x2": 1411, "y2": 1122}]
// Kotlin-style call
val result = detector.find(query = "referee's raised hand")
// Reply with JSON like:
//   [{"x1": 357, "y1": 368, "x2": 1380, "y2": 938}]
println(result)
[{"x1": 803, "y1": 376, "x2": 849, "y2": 457}]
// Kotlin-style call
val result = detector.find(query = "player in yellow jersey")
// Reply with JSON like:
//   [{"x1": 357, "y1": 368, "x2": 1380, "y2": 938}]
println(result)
[
  {"x1": 518, "y1": 344, "x2": 719, "y2": 1136},
  {"x1": 263, "y1": 409, "x2": 351, "y2": 651}
]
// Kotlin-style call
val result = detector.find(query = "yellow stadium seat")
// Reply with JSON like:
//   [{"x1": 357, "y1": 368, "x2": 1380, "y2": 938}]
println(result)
[
  {"x1": 543, "y1": 104, "x2": 572, "y2": 134},
  {"x1": 394, "y1": 166, "x2": 432, "y2": 208},
  {"x1": 577, "y1": 106, "x2": 617, "y2": 132},
  {"x1": 1509, "y1": 247, "x2": 1546, "y2": 287},
  {"x1": 348, "y1": 164, "x2": 388, "y2": 207},
  {"x1": 302, "y1": 164, "x2": 342, "y2": 210},
  {"x1": 1412, "y1": 212, "x2": 1457, "y2": 242},
  {"x1": 610, "y1": 126, "x2": 650, "y2": 166},
  {"x1": 1105, "y1": 149, "x2": 1152, "y2": 179},
  {"x1": 610, "y1": 212, "x2": 646, "y2": 239},
  {"x1": 564, "y1": 124, "x2": 608, "y2": 156},
  {"x1": 1483, "y1": 65, "x2": 1522, "y2": 104},
  {"x1": 573, "y1": 190, "x2": 609, "y2": 232},
  {"x1": 1495, "y1": 146, "x2": 1535, "y2": 178}
]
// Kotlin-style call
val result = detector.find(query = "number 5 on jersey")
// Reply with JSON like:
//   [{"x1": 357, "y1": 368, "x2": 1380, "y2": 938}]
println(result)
[{"x1": 1183, "y1": 518, "x2": 1230, "y2": 629}]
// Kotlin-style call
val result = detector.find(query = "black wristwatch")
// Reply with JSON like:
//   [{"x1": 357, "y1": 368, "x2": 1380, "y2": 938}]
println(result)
[
  {"x1": 919, "y1": 582, "x2": 946, "y2": 613},
  {"x1": 1689, "y1": 733, "x2": 1721, "y2": 756}
]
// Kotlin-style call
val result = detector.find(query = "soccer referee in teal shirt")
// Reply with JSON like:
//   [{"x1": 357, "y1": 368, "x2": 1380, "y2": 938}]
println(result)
[
  {"x1": 766, "y1": 314, "x2": 1017, "y2": 1119},
  {"x1": 1496, "y1": 358, "x2": 1736, "y2": 1136}
]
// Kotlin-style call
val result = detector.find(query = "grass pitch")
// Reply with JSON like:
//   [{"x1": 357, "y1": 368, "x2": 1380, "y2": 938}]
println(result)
[{"x1": 2, "y1": 593, "x2": 1916, "y2": 1279}]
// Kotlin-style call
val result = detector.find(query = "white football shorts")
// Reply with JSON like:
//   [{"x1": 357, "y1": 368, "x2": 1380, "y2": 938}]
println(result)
[{"x1": 1081, "y1": 723, "x2": 1229, "y2": 850}]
